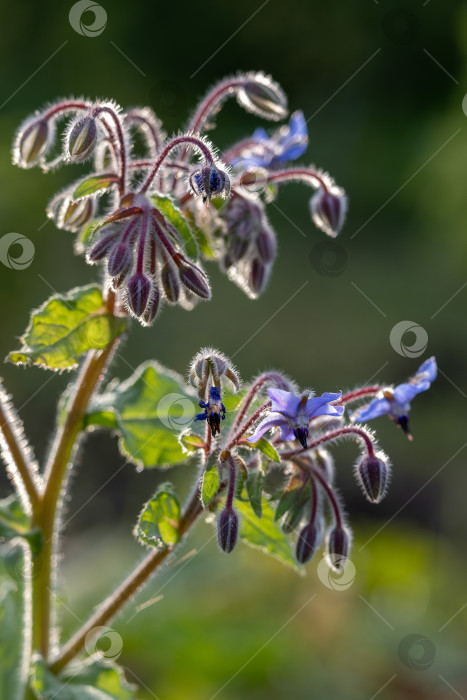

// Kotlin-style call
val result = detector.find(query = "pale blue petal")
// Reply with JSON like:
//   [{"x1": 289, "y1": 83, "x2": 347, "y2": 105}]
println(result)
[
  {"x1": 267, "y1": 388, "x2": 301, "y2": 418},
  {"x1": 415, "y1": 356, "x2": 437, "y2": 383},
  {"x1": 393, "y1": 381, "x2": 429, "y2": 404},
  {"x1": 246, "y1": 414, "x2": 288, "y2": 443},
  {"x1": 303, "y1": 391, "x2": 343, "y2": 418},
  {"x1": 352, "y1": 397, "x2": 391, "y2": 422}
]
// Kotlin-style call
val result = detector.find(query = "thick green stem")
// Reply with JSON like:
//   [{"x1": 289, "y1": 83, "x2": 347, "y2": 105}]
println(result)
[
  {"x1": 49, "y1": 488, "x2": 204, "y2": 674},
  {"x1": 31, "y1": 335, "x2": 120, "y2": 659}
]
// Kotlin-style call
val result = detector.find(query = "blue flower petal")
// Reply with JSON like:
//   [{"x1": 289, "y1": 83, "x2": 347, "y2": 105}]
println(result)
[
  {"x1": 251, "y1": 127, "x2": 270, "y2": 142},
  {"x1": 415, "y1": 356, "x2": 437, "y2": 383},
  {"x1": 393, "y1": 382, "x2": 427, "y2": 404},
  {"x1": 267, "y1": 388, "x2": 301, "y2": 418},
  {"x1": 352, "y1": 397, "x2": 391, "y2": 422},
  {"x1": 246, "y1": 413, "x2": 288, "y2": 443},
  {"x1": 303, "y1": 391, "x2": 344, "y2": 419}
]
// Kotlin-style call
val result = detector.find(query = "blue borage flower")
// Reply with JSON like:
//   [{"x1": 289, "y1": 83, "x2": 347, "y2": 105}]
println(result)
[
  {"x1": 351, "y1": 357, "x2": 437, "y2": 439},
  {"x1": 246, "y1": 387, "x2": 344, "y2": 449},
  {"x1": 229, "y1": 111, "x2": 308, "y2": 170},
  {"x1": 194, "y1": 386, "x2": 226, "y2": 437}
]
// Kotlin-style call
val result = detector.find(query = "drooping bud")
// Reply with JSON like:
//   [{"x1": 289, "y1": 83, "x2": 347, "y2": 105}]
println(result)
[
  {"x1": 67, "y1": 115, "x2": 98, "y2": 162},
  {"x1": 14, "y1": 118, "x2": 50, "y2": 168},
  {"x1": 177, "y1": 260, "x2": 211, "y2": 299},
  {"x1": 107, "y1": 243, "x2": 133, "y2": 278},
  {"x1": 356, "y1": 453, "x2": 390, "y2": 504},
  {"x1": 226, "y1": 237, "x2": 249, "y2": 265},
  {"x1": 217, "y1": 507, "x2": 239, "y2": 553},
  {"x1": 189, "y1": 165, "x2": 231, "y2": 203},
  {"x1": 249, "y1": 258, "x2": 268, "y2": 297},
  {"x1": 327, "y1": 526, "x2": 351, "y2": 571},
  {"x1": 61, "y1": 197, "x2": 95, "y2": 232},
  {"x1": 141, "y1": 286, "x2": 161, "y2": 326},
  {"x1": 189, "y1": 348, "x2": 241, "y2": 396},
  {"x1": 87, "y1": 229, "x2": 120, "y2": 262},
  {"x1": 237, "y1": 73, "x2": 288, "y2": 121},
  {"x1": 256, "y1": 227, "x2": 276, "y2": 264},
  {"x1": 127, "y1": 273, "x2": 151, "y2": 317},
  {"x1": 310, "y1": 185, "x2": 348, "y2": 238},
  {"x1": 296, "y1": 522, "x2": 321, "y2": 564},
  {"x1": 161, "y1": 263, "x2": 180, "y2": 303}
]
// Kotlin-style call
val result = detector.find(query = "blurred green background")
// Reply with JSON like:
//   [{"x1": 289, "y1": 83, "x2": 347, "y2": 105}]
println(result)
[{"x1": 1, "y1": 0, "x2": 467, "y2": 697}]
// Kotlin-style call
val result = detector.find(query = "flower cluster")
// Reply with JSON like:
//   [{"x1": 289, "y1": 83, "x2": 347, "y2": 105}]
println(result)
[
  {"x1": 187, "y1": 352, "x2": 436, "y2": 569},
  {"x1": 13, "y1": 72, "x2": 347, "y2": 322}
]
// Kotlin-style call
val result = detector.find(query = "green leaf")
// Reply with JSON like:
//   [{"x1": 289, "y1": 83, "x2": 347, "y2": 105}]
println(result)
[
  {"x1": 152, "y1": 195, "x2": 198, "y2": 260},
  {"x1": 201, "y1": 462, "x2": 219, "y2": 508},
  {"x1": 236, "y1": 498, "x2": 300, "y2": 571},
  {"x1": 87, "y1": 361, "x2": 198, "y2": 468},
  {"x1": 275, "y1": 484, "x2": 311, "y2": 534},
  {"x1": 180, "y1": 432, "x2": 206, "y2": 453},
  {"x1": 0, "y1": 496, "x2": 43, "y2": 555},
  {"x1": 73, "y1": 174, "x2": 120, "y2": 200},
  {"x1": 135, "y1": 483, "x2": 180, "y2": 547},
  {"x1": 241, "y1": 437, "x2": 280, "y2": 462},
  {"x1": 7, "y1": 285, "x2": 127, "y2": 371},
  {"x1": 0, "y1": 543, "x2": 30, "y2": 700},
  {"x1": 30, "y1": 657, "x2": 136, "y2": 700},
  {"x1": 246, "y1": 470, "x2": 264, "y2": 519}
]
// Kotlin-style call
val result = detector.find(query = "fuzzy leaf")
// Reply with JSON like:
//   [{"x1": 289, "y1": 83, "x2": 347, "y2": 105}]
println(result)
[
  {"x1": 152, "y1": 195, "x2": 198, "y2": 260},
  {"x1": 86, "y1": 361, "x2": 198, "y2": 468},
  {"x1": 7, "y1": 285, "x2": 127, "y2": 371},
  {"x1": 0, "y1": 543, "x2": 30, "y2": 700},
  {"x1": 236, "y1": 498, "x2": 300, "y2": 571},
  {"x1": 30, "y1": 657, "x2": 136, "y2": 700},
  {"x1": 72, "y1": 173, "x2": 120, "y2": 200},
  {"x1": 135, "y1": 483, "x2": 180, "y2": 547},
  {"x1": 0, "y1": 497, "x2": 43, "y2": 555},
  {"x1": 241, "y1": 437, "x2": 280, "y2": 462},
  {"x1": 180, "y1": 432, "x2": 206, "y2": 452},
  {"x1": 246, "y1": 470, "x2": 264, "y2": 518},
  {"x1": 201, "y1": 462, "x2": 219, "y2": 508}
]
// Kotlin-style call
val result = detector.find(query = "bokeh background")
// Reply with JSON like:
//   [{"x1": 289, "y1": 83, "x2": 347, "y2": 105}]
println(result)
[{"x1": 1, "y1": 0, "x2": 467, "y2": 697}]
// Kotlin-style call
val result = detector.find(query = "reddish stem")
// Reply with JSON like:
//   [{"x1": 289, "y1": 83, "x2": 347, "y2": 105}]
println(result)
[
  {"x1": 140, "y1": 136, "x2": 215, "y2": 194},
  {"x1": 266, "y1": 168, "x2": 330, "y2": 191},
  {"x1": 281, "y1": 427, "x2": 376, "y2": 460},
  {"x1": 42, "y1": 101, "x2": 90, "y2": 120},
  {"x1": 335, "y1": 386, "x2": 382, "y2": 405},
  {"x1": 227, "y1": 400, "x2": 271, "y2": 449},
  {"x1": 94, "y1": 106, "x2": 127, "y2": 194},
  {"x1": 231, "y1": 373, "x2": 288, "y2": 434}
]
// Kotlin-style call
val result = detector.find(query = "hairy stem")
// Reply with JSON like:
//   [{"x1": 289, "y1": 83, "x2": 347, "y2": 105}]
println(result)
[
  {"x1": 335, "y1": 386, "x2": 381, "y2": 405},
  {"x1": 231, "y1": 373, "x2": 288, "y2": 434},
  {"x1": 140, "y1": 135, "x2": 215, "y2": 194},
  {"x1": 294, "y1": 457, "x2": 342, "y2": 528},
  {"x1": 227, "y1": 400, "x2": 271, "y2": 449},
  {"x1": 49, "y1": 487, "x2": 205, "y2": 674},
  {"x1": 281, "y1": 426, "x2": 376, "y2": 460}
]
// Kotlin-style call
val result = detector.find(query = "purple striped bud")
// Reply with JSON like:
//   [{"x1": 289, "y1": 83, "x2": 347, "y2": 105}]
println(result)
[
  {"x1": 61, "y1": 198, "x2": 95, "y2": 231},
  {"x1": 249, "y1": 258, "x2": 268, "y2": 296},
  {"x1": 67, "y1": 116, "x2": 98, "y2": 162},
  {"x1": 178, "y1": 261, "x2": 211, "y2": 299},
  {"x1": 15, "y1": 119, "x2": 50, "y2": 168},
  {"x1": 87, "y1": 230, "x2": 120, "y2": 262},
  {"x1": 141, "y1": 286, "x2": 160, "y2": 326},
  {"x1": 237, "y1": 73, "x2": 288, "y2": 120},
  {"x1": 327, "y1": 526, "x2": 350, "y2": 571},
  {"x1": 356, "y1": 454, "x2": 389, "y2": 504},
  {"x1": 217, "y1": 507, "x2": 239, "y2": 553},
  {"x1": 256, "y1": 228, "x2": 276, "y2": 264},
  {"x1": 310, "y1": 186, "x2": 348, "y2": 238},
  {"x1": 107, "y1": 243, "x2": 133, "y2": 278},
  {"x1": 296, "y1": 522, "x2": 321, "y2": 564},
  {"x1": 127, "y1": 273, "x2": 151, "y2": 317},
  {"x1": 226, "y1": 237, "x2": 249, "y2": 264},
  {"x1": 161, "y1": 263, "x2": 180, "y2": 303}
]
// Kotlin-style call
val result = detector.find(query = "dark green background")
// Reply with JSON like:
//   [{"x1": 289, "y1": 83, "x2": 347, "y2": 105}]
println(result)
[{"x1": 1, "y1": 0, "x2": 467, "y2": 698}]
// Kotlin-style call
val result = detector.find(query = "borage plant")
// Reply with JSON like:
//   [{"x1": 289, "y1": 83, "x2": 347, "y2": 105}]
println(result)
[{"x1": 0, "y1": 72, "x2": 435, "y2": 699}]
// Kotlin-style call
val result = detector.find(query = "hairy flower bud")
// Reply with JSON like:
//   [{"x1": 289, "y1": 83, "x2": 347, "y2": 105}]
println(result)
[
  {"x1": 217, "y1": 507, "x2": 239, "y2": 553},
  {"x1": 189, "y1": 165, "x2": 231, "y2": 202},
  {"x1": 237, "y1": 73, "x2": 288, "y2": 120},
  {"x1": 87, "y1": 230, "x2": 120, "y2": 262},
  {"x1": 256, "y1": 227, "x2": 276, "y2": 264},
  {"x1": 67, "y1": 116, "x2": 98, "y2": 162},
  {"x1": 327, "y1": 526, "x2": 351, "y2": 571},
  {"x1": 178, "y1": 261, "x2": 211, "y2": 299},
  {"x1": 14, "y1": 118, "x2": 50, "y2": 168},
  {"x1": 296, "y1": 522, "x2": 321, "y2": 564},
  {"x1": 189, "y1": 348, "x2": 241, "y2": 395},
  {"x1": 356, "y1": 453, "x2": 390, "y2": 504},
  {"x1": 61, "y1": 197, "x2": 95, "y2": 232},
  {"x1": 107, "y1": 243, "x2": 133, "y2": 278},
  {"x1": 249, "y1": 258, "x2": 268, "y2": 297},
  {"x1": 141, "y1": 286, "x2": 160, "y2": 326},
  {"x1": 127, "y1": 273, "x2": 151, "y2": 317},
  {"x1": 310, "y1": 185, "x2": 348, "y2": 238},
  {"x1": 161, "y1": 263, "x2": 180, "y2": 303}
]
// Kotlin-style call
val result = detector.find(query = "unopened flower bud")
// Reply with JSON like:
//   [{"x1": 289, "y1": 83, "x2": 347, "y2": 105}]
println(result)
[
  {"x1": 178, "y1": 260, "x2": 211, "y2": 299},
  {"x1": 237, "y1": 73, "x2": 287, "y2": 120},
  {"x1": 189, "y1": 165, "x2": 231, "y2": 203},
  {"x1": 141, "y1": 287, "x2": 160, "y2": 326},
  {"x1": 61, "y1": 198, "x2": 95, "y2": 231},
  {"x1": 227, "y1": 237, "x2": 249, "y2": 264},
  {"x1": 67, "y1": 116, "x2": 98, "y2": 162},
  {"x1": 327, "y1": 526, "x2": 351, "y2": 571},
  {"x1": 161, "y1": 263, "x2": 180, "y2": 303},
  {"x1": 107, "y1": 243, "x2": 133, "y2": 278},
  {"x1": 127, "y1": 273, "x2": 151, "y2": 317},
  {"x1": 87, "y1": 230, "x2": 120, "y2": 262},
  {"x1": 217, "y1": 507, "x2": 239, "y2": 553},
  {"x1": 15, "y1": 119, "x2": 50, "y2": 168},
  {"x1": 249, "y1": 258, "x2": 268, "y2": 296},
  {"x1": 310, "y1": 186, "x2": 348, "y2": 238},
  {"x1": 356, "y1": 453, "x2": 389, "y2": 504},
  {"x1": 256, "y1": 228, "x2": 276, "y2": 264},
  {"x1": 189, "y1": 348, "x2": 241, "y2": 394},
  {"x1": 296, "y1": 522, "x2": 321, "y2": 564}
]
